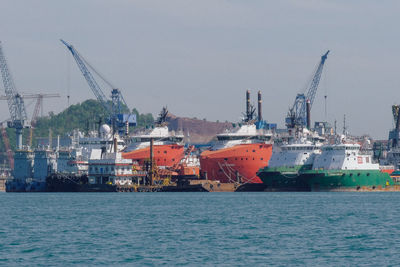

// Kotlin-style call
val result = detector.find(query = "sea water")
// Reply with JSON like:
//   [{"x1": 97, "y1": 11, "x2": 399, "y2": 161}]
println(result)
[{"x1": 1, "y1": 192, "x2": 400, "y2": 266}]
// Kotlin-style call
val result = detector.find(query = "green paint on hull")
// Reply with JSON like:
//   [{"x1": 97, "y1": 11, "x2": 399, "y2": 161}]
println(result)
[
  {"x1": 258, "y1": 166, "x2": 396, "y2": 192},
  {"x1": 257, "y1": 165, "x2": 311, "y2": 191},
  {"x1": 301, "y1": 170, "x2": 393, "y2": 191}
]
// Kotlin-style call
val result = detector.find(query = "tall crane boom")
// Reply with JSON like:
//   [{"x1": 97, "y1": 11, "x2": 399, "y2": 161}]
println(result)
[
  {"x1": 303, "y1": 50, "x2": 329, "y2": 117},
  {"x1": 60, "y1": 39, "x2": 136, "y2": 133},
  {"x1": 60, "y1": 39, "x2": 112, "y2": 115},
  {"x1": 286, "y1": 50, "x2": 329, "y2": 128},
  {"x1": 0, "y1": 41, "x2": 29, "y2": 149}
]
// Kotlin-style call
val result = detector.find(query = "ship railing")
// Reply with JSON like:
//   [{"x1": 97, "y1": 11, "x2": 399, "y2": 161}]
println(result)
[{"x1": 217, "y1": 161, "x2": 257, "y2": 185}]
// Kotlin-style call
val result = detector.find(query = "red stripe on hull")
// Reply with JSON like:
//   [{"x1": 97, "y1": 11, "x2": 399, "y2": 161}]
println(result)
[
  {"x1": 381, "y1": 169, "x2": 395, "y2": 174},
  {"x1": 200, "y1": 143, "x2": 272, "y2": 183},
  {"x1": 122, "y1": 145, "x2": 184, "y2": 167}
]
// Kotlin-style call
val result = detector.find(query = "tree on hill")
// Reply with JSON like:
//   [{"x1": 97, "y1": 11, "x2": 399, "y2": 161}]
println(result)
[{"x1": 0, "y1": 99, "x2": 154, "y2": 154}]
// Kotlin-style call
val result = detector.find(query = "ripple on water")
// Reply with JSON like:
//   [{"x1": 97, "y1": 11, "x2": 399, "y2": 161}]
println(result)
[{"x1": 1, "y1": 192, "x2": 400, "y2": 266}]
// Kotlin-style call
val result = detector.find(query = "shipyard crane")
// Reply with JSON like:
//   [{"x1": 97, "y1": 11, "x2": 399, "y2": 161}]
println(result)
[
  {"x1": 27, "y1": 94, "x2": 60, "y2": 147},
  {"x1": 286, "y1": 50, "x2": 330, "y2": 129},
  {"x1": 60, "y1": 39, "x2": 136, "y2": 134},
  {"x1": 0, "y1": 41, "x2": 30, "y2": 150},
  {"x1": 0, "y1": 93, "x2": 61, "y2": 147},
  {"x1": 0, "y1": 93, "x2": 60, "y2": 114}
]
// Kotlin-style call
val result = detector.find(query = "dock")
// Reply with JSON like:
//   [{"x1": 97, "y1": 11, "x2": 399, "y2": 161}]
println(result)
[{"x1": 0, "y1": 177, "x2": 7, "y2": 192}]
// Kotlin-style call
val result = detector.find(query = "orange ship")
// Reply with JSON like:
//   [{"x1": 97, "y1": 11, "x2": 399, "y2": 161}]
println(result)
[
  {"x1": 123, "y1": 108, "x2": 185, "y2": 168},
  {"x1": 200, "y1": 124, "x2": 272, "y2": 183},
  {"x1": 200, "y1": 90, "x2": 273, "y2": 184}
]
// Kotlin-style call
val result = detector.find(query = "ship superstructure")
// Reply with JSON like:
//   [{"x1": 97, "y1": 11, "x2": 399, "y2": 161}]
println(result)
[
  {"x1": 56, "y1": 148, "x2": 88, "y2": 175},
  {"x1": 200, "y1": 91, "x2": 273, "y2": 184},
  {"x1": 311, "y1": 143, "x2": 376, "y2": 170},
  {"x1": 6, "y1": 150, "x2": 34, "y2": 192},
  {"x1": 300, "y1": 142, "x2": 393, "y2": 191},
  {"x1": 75, "y1": 124, "x2": 126, "y2": 160},
  {"x1": 258, "y1": 134, "x2": 322, "y2": 190},
  {"x1": 6, "y1": 122, "x2": 126, "y2": 192},
  {"x1": 88, "y1": 151, "x2": 136, "y2": 187},
  {"x1": 123, "y1": 107, "x2": 185, "y2": 168}
]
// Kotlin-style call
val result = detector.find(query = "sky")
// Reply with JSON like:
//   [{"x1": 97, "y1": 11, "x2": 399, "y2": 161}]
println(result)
[{"x1": 0, "y1": 0, "x2": 399, "y2": 139}]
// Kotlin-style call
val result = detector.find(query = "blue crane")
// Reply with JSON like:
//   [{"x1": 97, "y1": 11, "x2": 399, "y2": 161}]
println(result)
[
  {"x1": 60, "y1": 39, "x2": 136, "y2": 134},
  {"x1": 286, "y1": 50, "x2": 329, "y2": 128},
  {"x1": 0, "y1": 41, "x2": 30, "y2": 149}
]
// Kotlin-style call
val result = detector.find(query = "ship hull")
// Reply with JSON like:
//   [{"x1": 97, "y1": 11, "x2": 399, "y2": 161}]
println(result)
[
  {"x1": 123, "y1": 144, "x2": 184, "y2": 167},
  {"x1": 301, "y1": 170, "x2": 394, "y2": 192},
  {"x1": 5, "y1": 179, "x2": 26, "y2": 192},
  {"x1": 257, "y1": 165, "x2": 311, "y2": 191},
  {"x1": 200, "y1": 143, "x2": 272, "y2": 183}
]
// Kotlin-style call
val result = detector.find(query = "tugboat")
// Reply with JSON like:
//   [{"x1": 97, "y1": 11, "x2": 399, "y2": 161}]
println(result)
[
  {"x1": 123, "y1": 107, "x2": 185, "y2": 168},
  {"x1": 200, "y1": 91, "x2": 273, "y2": 184}
]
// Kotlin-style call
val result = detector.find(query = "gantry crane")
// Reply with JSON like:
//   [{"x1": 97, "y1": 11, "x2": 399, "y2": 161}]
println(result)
[
  {"x1": 26, "y1": 93, "x2": 60, "y2": 147},
  {"x1": 286, "y1": 50, "x2": 330, "y2": 129},
  {"x1": 0, "y1": 93, "x2": 60, "y2": 147},
  {"x1": 0, "y1": 41, "x2": 30, "y2": 150},
  {"x1": 60, "y1": 39, "x2": 136, "y2": 134}
]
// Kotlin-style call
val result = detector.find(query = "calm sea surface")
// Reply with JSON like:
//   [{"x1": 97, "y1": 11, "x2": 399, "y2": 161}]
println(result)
[{"x1": 1, "y1": 192, "x2": 400, "y2": 266}]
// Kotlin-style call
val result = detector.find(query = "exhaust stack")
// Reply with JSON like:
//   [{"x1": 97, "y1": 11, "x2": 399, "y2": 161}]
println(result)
[
  {"x1": 395, "y1": 109, "x2": 400, "y2": 147},
  {"x1": 149, "y1": 138, "x2": 154, "y2": 185},
  {"x1": 113, "y1": 137, "x2": 118, "y2": 153},
  {"x1": 246, "y1": 90, "x2": 250, "y2": 117},
  {"x1": 258, "y1": 91, "x2": 262, "y2": 121},
  {"x1": 306, "y1": 100, "x2": 311, "y2": 130}
]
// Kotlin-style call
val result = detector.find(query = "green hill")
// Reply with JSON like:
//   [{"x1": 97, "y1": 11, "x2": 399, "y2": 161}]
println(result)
[{"x1": 0, "y1": 99, "x2": 154, "y2": 153}]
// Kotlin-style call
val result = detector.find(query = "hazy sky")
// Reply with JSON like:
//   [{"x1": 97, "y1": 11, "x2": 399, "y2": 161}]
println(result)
[{"x1": 0, "y1": 0, "x2": 399, "y2": 139}]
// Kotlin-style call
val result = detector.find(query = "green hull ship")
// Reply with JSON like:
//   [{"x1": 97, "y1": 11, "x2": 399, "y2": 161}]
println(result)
[
  {"x1": 259, "y1": 142, "x2": 400, "y2": 192},
  {"x1": 258, "y1": 165, "x2": 311, "y2": 191},
  {"x1": 257, "y1": 139, "x2": 322, "y2": 191},
  {"x1": 300, "y1": 169, "x2": 394, "y2": 192}
]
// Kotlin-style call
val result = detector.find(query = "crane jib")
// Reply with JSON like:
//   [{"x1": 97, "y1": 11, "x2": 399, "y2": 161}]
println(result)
[
  {"x1": 60, "y1": 39, "x2": 136, "y2": 132},
  {"x1": 288, "y1": 50, "x2": 329, "y2": 128}
]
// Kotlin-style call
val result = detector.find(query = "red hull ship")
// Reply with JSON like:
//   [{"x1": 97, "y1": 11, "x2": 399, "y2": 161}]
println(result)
[
  {"x1": 123, "y1": 107, "x2": 185, "y2": 168},
  {"x1": 200, "y1": 90, "x2": 273, "y2": 184},
  {"x1": 201, "y1": 142, "x2": 272, "y2": 183},
  {"x1": 123, "y1": 144, "x2": 184, "y2": 167}
]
